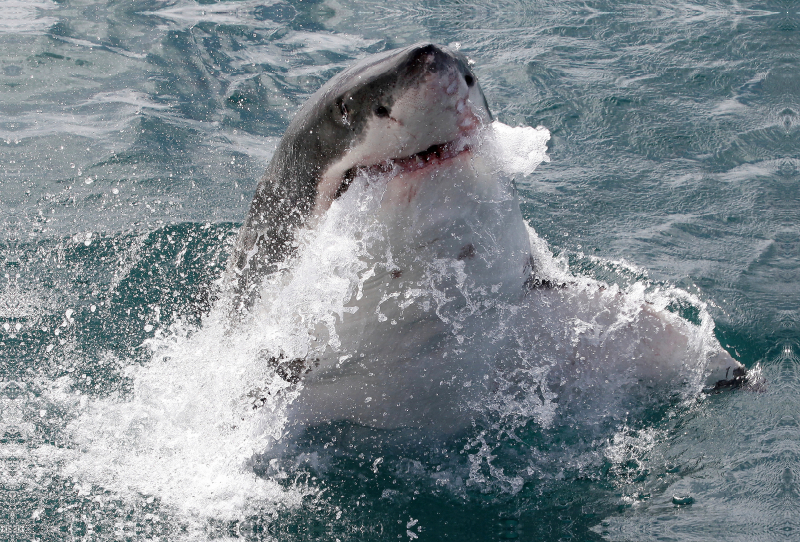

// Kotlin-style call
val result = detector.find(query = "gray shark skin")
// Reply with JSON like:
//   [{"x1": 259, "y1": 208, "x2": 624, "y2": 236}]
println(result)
[{"x1": 228, "y1": 43, "x2": 491, "y2": 308}]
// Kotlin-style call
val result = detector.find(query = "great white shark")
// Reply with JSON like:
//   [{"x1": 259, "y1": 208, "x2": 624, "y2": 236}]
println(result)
[{"x1": 227, "y1": 43, "x2": 747, "y2": 438}]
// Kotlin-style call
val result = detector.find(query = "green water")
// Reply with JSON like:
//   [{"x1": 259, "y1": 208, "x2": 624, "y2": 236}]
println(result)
[{"x1": 1, "y1": 1, "x2": 798, "y2": 540}]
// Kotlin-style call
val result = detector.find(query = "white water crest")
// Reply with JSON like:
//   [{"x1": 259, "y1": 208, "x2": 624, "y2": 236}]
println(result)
[{"x1": 42, "y1": 121, "x2": 738, "y2": 526}]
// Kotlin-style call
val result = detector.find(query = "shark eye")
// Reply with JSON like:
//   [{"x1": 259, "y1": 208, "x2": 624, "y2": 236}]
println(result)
[
  {"x1": 464, "y1": 73, "x2": 475, "y2": 87},
  {"x1": 374, "y1": 105, "x2": 390, "y2": 118},
  {"x1": 339, "y1": 101, "x2": 349, "y2": 117}
]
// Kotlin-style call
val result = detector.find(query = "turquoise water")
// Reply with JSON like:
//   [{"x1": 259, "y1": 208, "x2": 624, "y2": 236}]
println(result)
[{"x1": 1, "y1": 0, "x2": 798, "y2": 540}]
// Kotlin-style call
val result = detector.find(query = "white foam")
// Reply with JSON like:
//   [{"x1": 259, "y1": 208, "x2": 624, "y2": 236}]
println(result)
[
  {"x1": 59, "y1": 318, "x2": 310, "y2": 521},
  {"x1": 49, "y1": 118, "x2": 739, "y2": 515},
  {"x1": 484, "y1": 121, "x2": 551, "y2": 176}
]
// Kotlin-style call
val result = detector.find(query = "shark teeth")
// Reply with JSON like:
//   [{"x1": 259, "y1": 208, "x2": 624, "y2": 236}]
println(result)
[{"x1": 351, "y1": 138, "x2": 473, "y2": 179}]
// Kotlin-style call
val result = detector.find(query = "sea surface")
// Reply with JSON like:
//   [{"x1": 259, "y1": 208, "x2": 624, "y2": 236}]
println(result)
[{"x1": 1, "y1": 0, "x2": 799, "y2": 540}]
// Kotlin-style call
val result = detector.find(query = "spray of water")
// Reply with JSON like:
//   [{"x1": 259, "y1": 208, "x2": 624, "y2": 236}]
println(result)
[{"x1": 27, "y1": 121, "x2": 736, "y2": 528}]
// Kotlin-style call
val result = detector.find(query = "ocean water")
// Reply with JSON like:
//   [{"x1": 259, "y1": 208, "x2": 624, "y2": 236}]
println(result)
[{"x1": 1, "y1": 0, "x2": 798, "y2": 541}]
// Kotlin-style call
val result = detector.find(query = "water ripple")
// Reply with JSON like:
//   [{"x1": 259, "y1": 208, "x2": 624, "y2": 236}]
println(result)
[{"x1": 600, "y1": 344, "x2": 800, "y2": 540}]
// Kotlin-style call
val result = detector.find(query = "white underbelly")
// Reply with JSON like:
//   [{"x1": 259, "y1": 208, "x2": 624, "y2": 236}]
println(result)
[{"x1": 284, "y1": 152, "x2": 533, "y2": 432}]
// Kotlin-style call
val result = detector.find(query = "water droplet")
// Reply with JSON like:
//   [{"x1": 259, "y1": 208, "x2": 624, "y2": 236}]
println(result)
[{"x1": 672, "y1": 494, "x2": 694, "y2": 505}]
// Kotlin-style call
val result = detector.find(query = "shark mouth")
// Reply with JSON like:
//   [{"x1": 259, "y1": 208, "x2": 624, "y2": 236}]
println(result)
[
  {"x1": 335, "y1": 138, "x2": 473, "y2": 199},
  {"x1": 390, "y1": 139, "x2": 472, "y2": 173}
]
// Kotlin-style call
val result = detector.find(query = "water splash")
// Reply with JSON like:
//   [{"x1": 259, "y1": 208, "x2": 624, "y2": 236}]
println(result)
[{"x1": 7, "y1": 122, "x2": 741, "y2": 535}]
